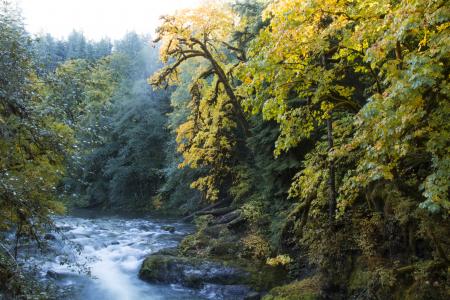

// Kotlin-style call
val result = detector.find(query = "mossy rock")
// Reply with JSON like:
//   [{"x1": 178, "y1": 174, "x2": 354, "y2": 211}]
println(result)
[
  {"x1": 153, "y1": 247, "x2": 179, "y2": 256},
  {"x1": 161, "y1": 225, "x2": 176, "y2": 233},
  {"x1": 262, "y1": 276, "x2": 320, "y2": 300},
  {"x1": 139, "y1": 254, "x2": 250, "y2": 288},
  {"x1": 243, "y1": 263, "x2": 289, "y2": 292},
  {"x1": 210, "y1": 240, "x2": 240, "y2": 256},
  {"x1": 179, "y1": 223, "x2": 241, "y2": 257},
  {"x1": 179, "y1": 233, "x2": 211, "y2": 256},
  {"x1": 202, "y1": 224, "x2": 228, "y2": 239}
]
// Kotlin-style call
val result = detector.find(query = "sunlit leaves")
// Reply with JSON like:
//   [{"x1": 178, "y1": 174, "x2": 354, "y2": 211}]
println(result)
[
  {"x1": 336, "y1": 0, "x2": 450, "y2": 214},
  {"x1": 176, "y1": 85, "x2": 238, "y2": 202},
  {"x1": 239, "y1": 0, "x2": 449, "y2": 216},
  {"x1": 152, "y1": 1, "x2": 251, "y2": 203}
]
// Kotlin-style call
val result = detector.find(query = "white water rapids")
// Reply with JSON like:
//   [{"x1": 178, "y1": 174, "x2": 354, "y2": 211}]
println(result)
[{"x1": 21, "y1": 215, "x2": 205, "y2": 299}]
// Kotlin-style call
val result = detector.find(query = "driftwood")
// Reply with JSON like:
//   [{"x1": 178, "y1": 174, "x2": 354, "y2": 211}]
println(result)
[{"x1": 182, "y1": 199, "x2": 229, "y2": 222}]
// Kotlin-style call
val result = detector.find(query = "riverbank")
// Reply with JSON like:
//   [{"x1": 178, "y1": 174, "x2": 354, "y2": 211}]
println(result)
[{"x1": 137, "y1": 209, "x2": 300, "y2": 300}]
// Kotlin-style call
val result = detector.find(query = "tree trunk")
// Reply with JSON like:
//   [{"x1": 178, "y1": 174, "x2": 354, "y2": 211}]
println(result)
[
  {"x1": 327, "y1": 116, "x2": 337, "y2": 221},
  {"x1": 197, "y1": 41, "x2": 250, "y2": 135}
]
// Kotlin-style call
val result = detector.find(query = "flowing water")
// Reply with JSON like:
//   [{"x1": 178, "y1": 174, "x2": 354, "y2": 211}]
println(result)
[{"x1": 21, "y1": 214, "x2": 205, "y2": 300}]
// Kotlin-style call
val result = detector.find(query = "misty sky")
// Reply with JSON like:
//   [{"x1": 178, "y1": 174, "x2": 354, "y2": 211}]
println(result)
[{"x1": 16, "y1": 0, "x2": 200, "y2": 40}]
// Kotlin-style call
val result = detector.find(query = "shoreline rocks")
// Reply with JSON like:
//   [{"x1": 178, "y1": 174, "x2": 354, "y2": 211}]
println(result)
[
  {"x1": 139, "y1": 253, "x2": 248, "y2": 288},
  {"x1": 139, "y1": 249, "x2": 261, "y2": 299}
]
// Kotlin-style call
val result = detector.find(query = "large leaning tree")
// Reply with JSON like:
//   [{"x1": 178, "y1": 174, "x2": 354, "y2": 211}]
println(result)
[
  {"x1": 151, "y1": 2, "x2": 249, "y2": 134},
  {"x1": 150, "y1": 2, "x2": 250, "y2": 203}
]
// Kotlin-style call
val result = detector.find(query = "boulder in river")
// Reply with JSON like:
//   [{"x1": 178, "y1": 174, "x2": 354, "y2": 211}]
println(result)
[
  {"x1": 47, "y1": 270, "x2": 62, "y2": 279},
  {"x1": 139, "y1": 251, "x2": 250, "y2": 289},
  {"x1": 44, "y1": 233, "x2": 57, "y2": 240},
  {"x1": 161, "y1": 225, "x2": 176, "y2": 233}
]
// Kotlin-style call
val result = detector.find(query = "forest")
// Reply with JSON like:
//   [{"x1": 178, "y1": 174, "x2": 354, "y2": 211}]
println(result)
[{"x1": 0, "y1": 0, "x2": 449, "y2": 299}]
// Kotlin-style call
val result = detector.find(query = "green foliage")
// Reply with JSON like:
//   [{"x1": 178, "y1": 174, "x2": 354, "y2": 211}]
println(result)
[
  {"x1": 62, "y1": 34, "x2": 171, "y2": 210},
  {"x1": 158, "y1": 61, "x2": 204, "y2": 213},
  {"x1": 0, "y1": 0, "x2": 68, "y2": 238},
  {"x1": 95, "y1": 89, "x2": 168, "y2": 208},
  {"x1": 0, "y1": 2, "x2": 71, "y2": 296},
  {"x1": 33, "y1": 31, "x2": 112, "y2": 73},
  {"x1": 151, "y1": 1, "x2": 254, "y2": 203},
  {"x1": 155, "y1": 0, "x2": 449, "y2": 298},
  {"x1": 335, "y1": 0, "x2": 450, "y2": 214},
  {"x1": 263, "y1": 276, "x2": 320, "y2": 300},
  {"x1": 1, "y1": 0, "x2": 449, "y2": 298},
  {"x1": 1, "y1": 5, "x2": 170, "y2": 294}
]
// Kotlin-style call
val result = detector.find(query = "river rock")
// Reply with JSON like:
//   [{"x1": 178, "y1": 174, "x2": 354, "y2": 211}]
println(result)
[
  {"x1": 161, "y1": 225, "x2": 176, "y2": 233},
  {"x1": 139, "y1": 252, "x2": 249, "y2": 289},
  {"x1": 199, "y1": 284, "x2": 260, "y2": 300},
  {"x1": 46, "y1": 270, "x2": 75, "y2": 280},
  {"x1": 47, "y1": 270, "x2": 62, "y2": 279},
  {"x1": 56, "y1": 225, "x2": 74, "y2": 231},
  {"x1": 44, "y1": 233, "x2": 57, "y2": 240}
]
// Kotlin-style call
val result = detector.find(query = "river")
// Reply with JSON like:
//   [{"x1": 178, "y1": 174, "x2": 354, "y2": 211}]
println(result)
[{"x1": 21, "y1": 214, "x2": 207, "y2": 299}]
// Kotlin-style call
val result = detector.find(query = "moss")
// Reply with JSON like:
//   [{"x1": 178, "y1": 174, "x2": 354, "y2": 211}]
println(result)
[
  {"x1": 139, "y1": 255, "x2": 173, "y2": 282},
  {"x1": 348, "y1": 265, "x2": 371, "y2": 291},
  {"x1": 394, "y1": 263, "x2": 449, "y2": 300},
  {"x1": 177, "y1": 218, "x2": 290, "y2": 292},
  {"x1": 210, "y1": 240, "x2": 240, "y2": 256},
  {"x1": 154, "y1": 247, "x2": 179, "y2": 256},
  {"x1": 179, "y1": 233, "x2": 210, "y2": 256},
  {"x1": 139, "y1": 253, "x2": 253, "y2": 288},
  {"x1": 245, "y1": 263, "x2": 288, "y2": 291},
  {"x1": 262, "y1": 276, "x2": 320, "y2": 300}
]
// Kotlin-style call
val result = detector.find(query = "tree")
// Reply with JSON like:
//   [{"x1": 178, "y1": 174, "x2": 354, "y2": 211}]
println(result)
[
  {"x1": 151, "y1": 1, "x2": 249, "y2": 134},
  {"x1": 236, "y1": 0, "x2": 449, "y2": 296},
  {"x1": 0, "y1": 3, "x2": 70, "y2": 295},
  {"x1": 238, "y1": 0, "x2": 377, "y2": 220},
  {"x1": 66, "y1": 30, "x2": 87, "y2": 59},
  {"x1": 76, "y1": 33, "x2": 170, "y2": 210},
  {"x1": 151, "y1": 2, "x2": 251, "y2": 203}
]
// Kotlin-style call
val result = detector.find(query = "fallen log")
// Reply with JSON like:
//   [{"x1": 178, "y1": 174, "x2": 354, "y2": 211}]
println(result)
[
  {"x1": 226, "y1": 216, "x2": 245, "y2": 228},
  {"x1": 196, "y1": 207, "x2": 235, "y2": 217},
  {"x1": 181, "y1": 199, "x2": 229, "y2": 222},
  {"x1": 213, "y1": 209, "x2": 241, "y2": 225}
]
